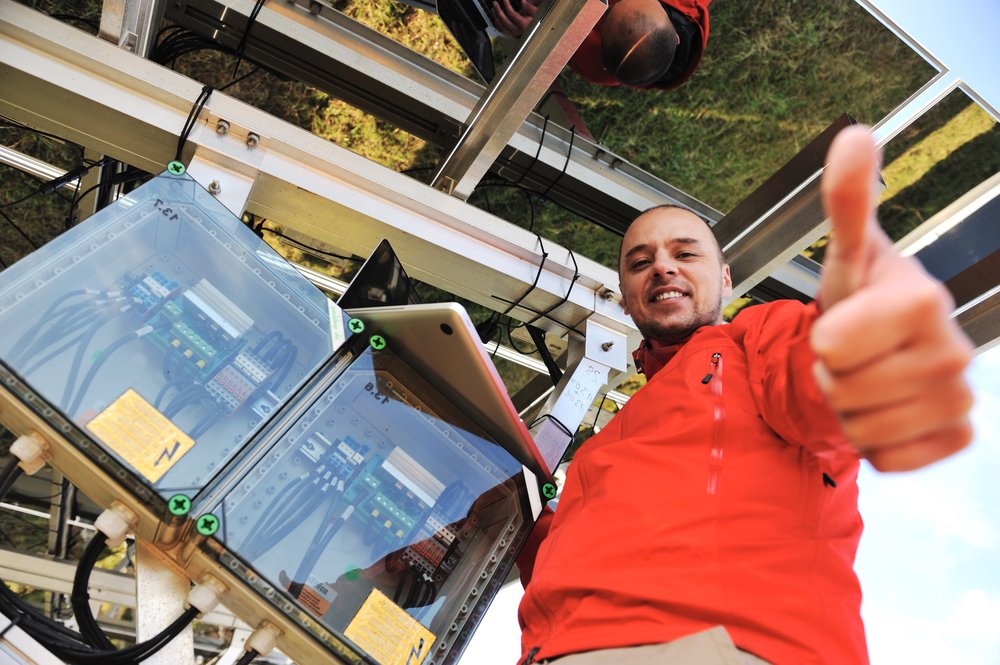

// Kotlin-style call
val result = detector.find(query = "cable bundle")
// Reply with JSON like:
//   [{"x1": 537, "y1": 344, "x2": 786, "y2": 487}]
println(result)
[{"x1": 0, "y1": 459, "x2": 199, "y2": 664}]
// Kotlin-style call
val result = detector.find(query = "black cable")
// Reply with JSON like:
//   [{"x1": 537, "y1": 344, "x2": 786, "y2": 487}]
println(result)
[
  {"x1": 0, "y1": 189, "x2": 46, "y2": 210},
  {"x1": 66, "y1": 326, "x2": 149, "y2": 416},
  {"x1": 219, "y1": 66, "x2": 261, "y2": 92},
  {"x1": 175, "y1": 85, "x2": 214, "y2": 163},
  {"x1": 526, "y1": 325, "x2": 562, "y2": 385},
  {"x1": 232, "y1": 0, "x2": 268, "y2": 79},
  {"x1": 290, "y1": 496, "x2": 349, "y2": 594},
  {"x1": 0, "y1": 207, "x2": 39, "y2": 250},
  {"x1": 514, "y1": 114, "x2": 549, "y2": 186},
  {"x1": 235, "y1": 648, "x2": 260, "y2": 665},
  {"x1": 540, "y1": 124, "x2": 577, "y2": 200},
  {"x1": 525, "y1": 249, "x2": 579, "y2": 327},
  {"x1": 590, "y1": 395, "x2": 609, "y2": 436},
  {"x1": 475, "y1": 178, "x2": 583, "y2": 230},
  {"x1": 69, "y1": 168, "x2": 151, "y2": 222},
  {"x1": 261, "y1": 225, "x2": 362, "y2": 263},
  {"x1": 0, "y1": 116, "x2": 72, "y2": 144},
  {"x1": 528, "y1": 413, "x2": 573, "y2": 439},
  {"x1": 68, "y1": 606, "x2": 200, "y2": 664},
  {"x1": 71, "y1": 533, "x2": 114, "y2": 650}
]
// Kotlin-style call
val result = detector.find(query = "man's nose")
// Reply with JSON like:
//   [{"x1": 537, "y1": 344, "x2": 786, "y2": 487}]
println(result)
[{"x1": 651, "y1": 255, "x2": 678, "y2": 278}]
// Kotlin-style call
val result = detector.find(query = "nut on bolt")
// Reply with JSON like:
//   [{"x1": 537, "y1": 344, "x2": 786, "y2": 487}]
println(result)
[
  {"x1": 207, "y1": 179, "x2": 222, "y2": 195},
  {"x1": 601, "y1": 341, "x2": 615, "y2": 351},
  {"x1": 246, "y1": 132, "x2": 260, "y2": 149},
  {"x1": 216, "y1": 119, "x2": 230, "y2": 135}
]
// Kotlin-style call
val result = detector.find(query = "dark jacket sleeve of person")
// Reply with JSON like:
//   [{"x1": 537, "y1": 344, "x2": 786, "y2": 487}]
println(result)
[{"x1": 567, "y1": 0, "x2": 711, "y2": 90}]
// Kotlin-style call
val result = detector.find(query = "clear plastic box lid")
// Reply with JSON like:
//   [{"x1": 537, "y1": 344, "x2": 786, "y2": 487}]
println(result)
[
  {"x1": 0, "y1": 170, "x2": 347, "y2": 498},
  {"x1": 197, "y1": 343, "x2": 534, "y2": 665}
]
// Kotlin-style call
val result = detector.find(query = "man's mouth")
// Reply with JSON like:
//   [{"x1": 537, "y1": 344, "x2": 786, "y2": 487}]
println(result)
[{"x1": 651, "y1": 290, "x2": 686, "y2": 302}]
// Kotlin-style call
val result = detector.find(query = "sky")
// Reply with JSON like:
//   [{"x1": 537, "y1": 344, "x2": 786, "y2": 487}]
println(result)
[{"x1": 459, "y1": 344, "x2": 1000, "y2": 665}]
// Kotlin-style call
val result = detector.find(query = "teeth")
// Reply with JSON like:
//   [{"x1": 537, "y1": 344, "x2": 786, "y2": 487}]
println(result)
[{"x1": 654, "y1": 291, "x2": 684, "y2": 301}]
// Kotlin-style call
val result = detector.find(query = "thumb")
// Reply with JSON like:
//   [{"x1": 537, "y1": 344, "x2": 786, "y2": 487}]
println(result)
[{"x1": 819, "y1": 125, "x2": 882, "y2": 308}]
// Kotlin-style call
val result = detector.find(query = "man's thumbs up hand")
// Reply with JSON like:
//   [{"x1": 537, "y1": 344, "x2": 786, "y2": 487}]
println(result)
[{"x1": 811, "y1": 126, "x2": 974, "y2": 471}]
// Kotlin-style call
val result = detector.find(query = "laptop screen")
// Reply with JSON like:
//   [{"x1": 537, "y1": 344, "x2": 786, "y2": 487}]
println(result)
[{"x1": 337, "y1": 238, "x2": 422, "y2": 309}]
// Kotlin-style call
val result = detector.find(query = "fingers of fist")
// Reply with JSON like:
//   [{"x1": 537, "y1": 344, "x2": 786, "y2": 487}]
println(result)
[{"x1": 811, "y1": 268, "x2": 974, "y2": 471}]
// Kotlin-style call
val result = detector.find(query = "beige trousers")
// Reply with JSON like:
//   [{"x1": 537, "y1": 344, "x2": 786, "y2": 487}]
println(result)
[{"x1": 543, "y1": 627, "x2": 770, "y2": 665}]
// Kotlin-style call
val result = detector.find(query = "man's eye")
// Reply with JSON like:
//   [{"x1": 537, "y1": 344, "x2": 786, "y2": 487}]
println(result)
[
  {"x1": 677, "y1": 252, "x2": 697, "y2": 259},
  {"x1": 631, "y1": 260, "x2": 650, "y2": 270}
]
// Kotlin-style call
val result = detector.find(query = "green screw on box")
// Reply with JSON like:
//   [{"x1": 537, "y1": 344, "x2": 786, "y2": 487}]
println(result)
[
  {"x1": 369, "y1": 334, "x2": 386, "y2": 351},
  {"x1": 196, "y1": 513, "x2": 219, "y2": 536},
  {"x1": 167, "y1": 161, "x2": 186, "y2": 175},
  {"x1": 348, "y1": 318, "x2": 365, "y2": 334},
  {"x1": 541, "y1": 483, "x2": 557, "y2": 500},
  {"x1": 168, "y1": 494, "x2": 191, "y2": 516}
]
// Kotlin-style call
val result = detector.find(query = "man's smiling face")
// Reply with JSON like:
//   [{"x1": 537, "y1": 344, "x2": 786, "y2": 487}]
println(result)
[{"x1": 619, "y1": 207, "x2": 733, "y2": 343}]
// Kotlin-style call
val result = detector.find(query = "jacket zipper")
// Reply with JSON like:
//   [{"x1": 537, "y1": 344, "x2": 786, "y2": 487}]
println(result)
[
  {"x1": 705, "y1": 352, "x2": 725, "y2": 495},
  {"x1": 519, "y1": 646, "x2": 541, "y2": 665}
]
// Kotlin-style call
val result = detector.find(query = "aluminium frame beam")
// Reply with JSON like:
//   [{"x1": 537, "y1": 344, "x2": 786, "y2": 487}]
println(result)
[
  {"x1": 163, "y1": 0, "x2": 720, "y2": 233},
  {"x1": 431, "y1": 0, "x2": 604, "y2": 198},
  {"x1": 0, "y1": 2, "x2": 639, "y2": 373}
]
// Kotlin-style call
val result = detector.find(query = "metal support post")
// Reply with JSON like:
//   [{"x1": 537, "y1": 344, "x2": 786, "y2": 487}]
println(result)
[
  {"x1": 529, "y1": 318, "x2": 628, "y2": 472},
  {"x1": 98, "y1": 0, "x2": 164, "y2": 55},
  {"x1": 431, "y1": 0, "x2": 605, "y2": 198},
  {"x1": 135, "y1": 541, "x2": 195, "y2": 664}
]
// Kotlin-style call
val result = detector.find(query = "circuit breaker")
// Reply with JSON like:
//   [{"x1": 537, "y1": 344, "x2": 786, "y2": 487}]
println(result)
[{"x1": 0, "y1": 168, "x2": 545, "y2": 664}]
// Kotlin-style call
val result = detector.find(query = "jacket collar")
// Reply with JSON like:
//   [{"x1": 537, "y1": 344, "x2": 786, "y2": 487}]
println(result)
[{"x1": 632, "y1": 336, "x2": 687, "y2": 378}]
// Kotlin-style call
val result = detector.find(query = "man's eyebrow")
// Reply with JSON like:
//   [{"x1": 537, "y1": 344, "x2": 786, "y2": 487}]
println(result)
[
  {"x1": 622, "y1": 237, "x2": 703, "y2": 262},
  {"x1": 623, "y1": 243, "x2": 651, "y2": 262}
]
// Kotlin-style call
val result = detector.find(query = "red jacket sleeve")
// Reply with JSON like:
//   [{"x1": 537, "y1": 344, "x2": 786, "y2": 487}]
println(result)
[
  {"x1": 731, "y1": 300, "x2": 859, "y2": 460},
  {"x1": 516, "y1": 506, "x2": 555, "y2": 588}
]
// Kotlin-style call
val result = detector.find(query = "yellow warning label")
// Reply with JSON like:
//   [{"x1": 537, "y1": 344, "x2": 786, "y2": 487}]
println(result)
[
  {"x1": 344, "y1": 588, "x2": 436, "y2": 665},
  {"x1": 86, "y1": 389, "x2": 195, "y2": 483}
]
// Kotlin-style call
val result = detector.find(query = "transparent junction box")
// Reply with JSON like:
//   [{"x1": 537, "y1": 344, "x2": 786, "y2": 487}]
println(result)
[{"x1": 0, "y1": 168, "x2": 545, "y2": 665}]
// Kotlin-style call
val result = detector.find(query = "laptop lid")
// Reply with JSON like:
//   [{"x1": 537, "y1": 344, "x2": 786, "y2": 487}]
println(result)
[
  {"x1": 345, "y1": 302, "x2": 554, "y2": 485},
  {"x1": 337, "y1": 238, "x2": 422, "y2": 309}
]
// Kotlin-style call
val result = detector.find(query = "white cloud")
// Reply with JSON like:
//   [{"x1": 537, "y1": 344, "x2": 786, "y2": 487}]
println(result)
[
  {"x1": 858, "y1": 345, "x2": 1000, "y2": 665},
  {"x1": 865, "y1": 588, "x2": 1000, "y2": 664}
]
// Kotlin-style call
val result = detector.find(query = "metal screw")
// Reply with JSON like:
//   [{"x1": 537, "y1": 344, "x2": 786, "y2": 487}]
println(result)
[
  {"x1": 207, "y1": 179, "x2": 222, "y2": 195},
  {"x1": 308, "y1": 1, "x2": 321, "y2": 14},
  {"x1": 216, "y1": 119, "x2": 230, "y2": 135},
  {"x1": 246, "y1": 132, "x2": 260, "y2": 149},
  {"x1": 601, "y1": 341, "x2": 615, "y2": 351}
]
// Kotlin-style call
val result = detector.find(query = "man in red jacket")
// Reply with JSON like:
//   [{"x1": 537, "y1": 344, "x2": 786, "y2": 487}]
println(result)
[
  {"x1": 515, "y1": 127, "x2": 975, "y2": 664},
  {"x1": 493, "y1": 0, "x2": 710, "y2": 89}
]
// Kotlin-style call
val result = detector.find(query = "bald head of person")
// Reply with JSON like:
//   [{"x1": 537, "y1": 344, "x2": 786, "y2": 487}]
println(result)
[{"x1": 601, "y1": 0, "x2": 679, "y2": 86}]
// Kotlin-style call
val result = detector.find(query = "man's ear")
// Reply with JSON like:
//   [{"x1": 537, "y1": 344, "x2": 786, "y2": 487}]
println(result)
[
  {"x1": 619, "y1": 283, "x2": 629, "y2": 316},
  {"x1": 722, "y1": 264, "x2": 733, "y2": 299}
]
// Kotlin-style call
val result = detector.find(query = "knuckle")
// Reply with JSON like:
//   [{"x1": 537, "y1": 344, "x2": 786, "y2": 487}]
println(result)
[{"x1": 930, "y1": 344, "x2": 973, "y2": 377}]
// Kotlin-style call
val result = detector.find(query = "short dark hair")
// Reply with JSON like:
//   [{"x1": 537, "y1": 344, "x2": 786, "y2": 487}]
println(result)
[{"x1": 601, "y1": 10, "x2": 677, "y2": 86}]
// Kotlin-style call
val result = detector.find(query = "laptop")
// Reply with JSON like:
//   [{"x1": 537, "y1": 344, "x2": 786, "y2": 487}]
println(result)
[
  {"x1": 345, "y1": 301, "x2": 555, "y2": 488},
  {"x1": 336, "y1": 238, "x2": 422, "y2": 309}
]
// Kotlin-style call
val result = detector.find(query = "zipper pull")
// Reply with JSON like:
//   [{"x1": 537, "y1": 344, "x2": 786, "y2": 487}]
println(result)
[
  {"x1": 823, "y1": 472, "x2": 837, "y2": 488},
  {"x1": 519, "y1": 646, "x2": 541, "y2": 665},
  {"x1": 702, "y1": 353, "x2": 721, "y2": 384}
]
